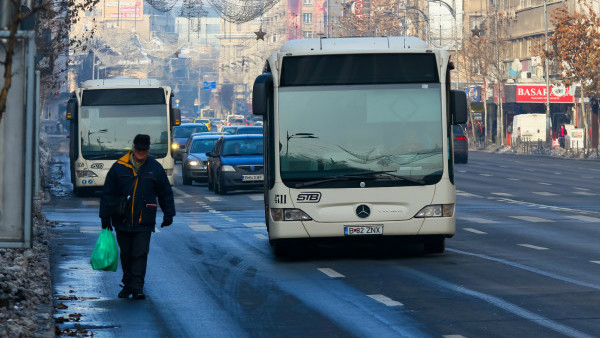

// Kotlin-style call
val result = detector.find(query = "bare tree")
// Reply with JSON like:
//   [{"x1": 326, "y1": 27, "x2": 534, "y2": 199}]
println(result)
[{"x1": 0, "y1": 0, "x2": 99, "y2": 122}]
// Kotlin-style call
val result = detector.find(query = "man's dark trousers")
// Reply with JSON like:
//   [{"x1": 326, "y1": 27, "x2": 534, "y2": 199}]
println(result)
[{"x1": 116, "y1": 231, "x2": 152, "y2": 291}]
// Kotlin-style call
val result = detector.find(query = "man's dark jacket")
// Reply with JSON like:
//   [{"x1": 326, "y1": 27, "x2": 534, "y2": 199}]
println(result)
[{"x1": 99, "y1": 151, "x2": 175, "y2": 232}]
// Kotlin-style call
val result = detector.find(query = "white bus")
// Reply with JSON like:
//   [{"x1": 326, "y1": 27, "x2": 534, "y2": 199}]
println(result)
[
  {"x1": 252, "y1": 37, "x2": 467, "y2": 257},
  {"x1": 66, "y1": 78, "x2": 181, "y2": 196}
]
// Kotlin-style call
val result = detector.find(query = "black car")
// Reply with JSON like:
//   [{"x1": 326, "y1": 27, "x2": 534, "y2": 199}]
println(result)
[
  {"x1": 206, "y1": 135, "x2": 264, "y2": 194},
  {"x1": 181, "y1": 135, "x2": 221, "y2": 185},
  {"x1": 453, "y1": 124, "x2": 468, "y2": 163}
]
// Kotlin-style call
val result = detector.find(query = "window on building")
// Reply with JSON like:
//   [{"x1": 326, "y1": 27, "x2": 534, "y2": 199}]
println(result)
[
  {"x1": 237, "y1": 24, "x2": 242, "y2": 31},
  {"x1": 302, "y1": 31, "x2": 313, "y2": 38},
  {"x1": 272, "y1": 34, "x2": 277, "y2": 42},
  {"x1": 303, "y1": 13, "x2": 313, "y2": 23},
  {"x1": 303, "y1": 0, "x2": 313, "y2": 4}
]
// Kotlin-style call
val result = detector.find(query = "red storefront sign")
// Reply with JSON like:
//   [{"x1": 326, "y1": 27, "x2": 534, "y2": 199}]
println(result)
[{"x1": 516, "y1": 84, "x2": 574, "y2": 103}]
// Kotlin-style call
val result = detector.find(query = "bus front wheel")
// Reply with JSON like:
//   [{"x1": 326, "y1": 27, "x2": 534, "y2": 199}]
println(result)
[{"x1": 424, "y1": 236, "x2": 445, "y2": 254}]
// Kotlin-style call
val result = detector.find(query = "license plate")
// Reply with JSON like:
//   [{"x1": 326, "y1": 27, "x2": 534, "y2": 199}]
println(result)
[
  {"x1": 242, "y1": 174, "x2": 264, "y2": 181},
  {"x1": 344, "y1": 225, "x2": 383, "y2": 236}
]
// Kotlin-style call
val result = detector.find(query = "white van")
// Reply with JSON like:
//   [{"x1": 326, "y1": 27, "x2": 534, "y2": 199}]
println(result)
[
  {"x1": 511, "y1": 113, "x2": 547, "y2": 144},
  {"x1": 226, "y1": 114, "x2": 245, "y2": 126}
]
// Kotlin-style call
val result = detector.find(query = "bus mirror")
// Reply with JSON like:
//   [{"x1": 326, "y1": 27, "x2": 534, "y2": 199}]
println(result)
[
  {"x1": 450, "y1": 90, "x2": 468, "y2": 125},
  {"x1": 66, "y1": 98, "x2": 77, "y2": 120},
  {"x1": 252, "y1": 73, "x2": 273, "y2": 116},
  {"x1": 171, "y1": 107, "x2": 181, "y2": 126}
]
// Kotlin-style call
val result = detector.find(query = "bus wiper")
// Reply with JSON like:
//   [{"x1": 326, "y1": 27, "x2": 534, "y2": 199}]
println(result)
[
  {"x1": 84, "y1": 152, "x2": 123, "y2": 160},
  {"x1": 294, "y1": 170, "x2": 422, "y2": 188}
]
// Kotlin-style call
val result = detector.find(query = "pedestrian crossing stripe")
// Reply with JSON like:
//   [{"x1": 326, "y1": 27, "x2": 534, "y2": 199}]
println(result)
[
  {"x1": 567, "y1": 215, "x2": 600, "y2": 222},
  {"x1": 533, "y1": 192, "x2": 557, "y2": 196},
  {"x1": 189, "y1": 224, "x2": 217, "y2": 232},
  {"x1": 243, "y1": 223, "x2": 265, "y2": 229},
  {"x1": 205, "y1": 196, "x2": 224, "y2": 202},
  {"x1": 82, "y1": 200, "x2": 99, "y2": 206},
  {"x1": 248, "y1": 195, "x2": 263, "y2": 201},
  {"x1": 458, "y1": 217, "x2": 498, "y2": 224},
  {"x1": 80, "y1": 226, "x2": 100, "y2": 233}
]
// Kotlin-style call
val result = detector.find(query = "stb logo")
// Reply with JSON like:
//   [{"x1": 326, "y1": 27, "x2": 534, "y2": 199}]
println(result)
[{"x1": 297, "y1": 192, "x2": 321, "y2": 203}]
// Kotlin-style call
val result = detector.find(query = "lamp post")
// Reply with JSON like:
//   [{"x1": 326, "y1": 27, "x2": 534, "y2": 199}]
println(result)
[{"x1": 543, "y1": 0, "x2": 551, "y2": 144}]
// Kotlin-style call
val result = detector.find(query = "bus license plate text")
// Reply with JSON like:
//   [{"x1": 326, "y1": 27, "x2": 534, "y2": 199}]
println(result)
[{"x1": 344, "y1": 225, "x2": 383, "y2": 236}]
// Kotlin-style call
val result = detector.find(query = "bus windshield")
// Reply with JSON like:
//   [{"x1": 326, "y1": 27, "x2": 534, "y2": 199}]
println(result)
[
  {"x1": 80, "y1": 104, "x2": 169, "y2": 159},
  {"x1": 278, "y1": 84, "x2": 443, "y2": 187}
]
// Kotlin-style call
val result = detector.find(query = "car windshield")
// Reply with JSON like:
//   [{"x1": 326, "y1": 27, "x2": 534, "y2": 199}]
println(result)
[
  {"x1": 236, "y1": 127, "x2": 263, "y2": 135},
  {"x1": 278, "y1": 84, "x2": 443, "y2": 187},
  {"x1": 222, "y1": 127, "x2": 237, "y2": 135},
  {"x1": 174, "y1": 125, "x2": 206, "y2": 138},
  {"x1": 190, "y1": 138, "x2": 218, "y2": 153},
  {"x1": 231, "y1": 118, "x2": 245, "y2": 125},
  {"x1": 222, "y1": 138, "x2": 263, "y2": 156}
]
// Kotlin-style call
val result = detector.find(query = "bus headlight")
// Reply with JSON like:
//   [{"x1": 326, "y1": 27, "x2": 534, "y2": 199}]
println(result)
[
  {"x1": 415, "y1": 204, "x2": 454, "y2": 218},
  {"x1": 171, "y1": 142, "x2": 180, "y2": 150},
  {"x1": 270, "y1": 208, "x2": 313, "y2": 221},
  {"x1": 75, "y1": 170, "x2": 98, "y2": 178},
  {"x1": 222, "y1": 165, "x2": 235, "y2": 172}
]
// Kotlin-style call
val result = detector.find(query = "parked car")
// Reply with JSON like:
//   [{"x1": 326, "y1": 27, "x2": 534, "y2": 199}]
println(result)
[
  {"x1": 172, "y1": 123, "x2": 209, "y2": 161},
  {"x1": 232, "y1": 126, "x2": 263, "y2": 135},
  {"x1": 182, "y1": 134, "x2": 222, "y2": 185},
  {"x1": 206, "y1": 134, "x2": 264, "y2": 194},
  {"x1": 453, "y1": 124, "x2": 468, "y2": 164}
]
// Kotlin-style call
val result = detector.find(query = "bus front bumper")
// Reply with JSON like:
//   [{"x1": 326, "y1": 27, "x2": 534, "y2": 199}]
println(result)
[{"x1": 268, "y1": 217, "x2": 455, "y2": 240}]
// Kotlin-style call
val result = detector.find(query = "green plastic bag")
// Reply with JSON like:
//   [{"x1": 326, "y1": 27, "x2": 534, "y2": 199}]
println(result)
[{"x1": 90, "y1": 229, "x2": 118, "y2": 272}]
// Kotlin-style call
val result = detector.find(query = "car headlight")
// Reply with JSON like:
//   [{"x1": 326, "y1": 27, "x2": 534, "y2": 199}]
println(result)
[
  {"x1": 270, "y1": 208, "x2": 313, "y2": 221},
  {"x1": 188, "y1": 160, "x2": 199, "y2": 166},
  {"x1": 415, "y1": 204, "x2": 454, "y2": 218},
  {"x1": 75, "y1": 170, "x2": 98, "y2": 178},
  {"x1": 222, "y1": 165, "x2": 235, "y2": 172},
  {"x1": 171, "y1": 142, "x2": 180, "y2": 150}
]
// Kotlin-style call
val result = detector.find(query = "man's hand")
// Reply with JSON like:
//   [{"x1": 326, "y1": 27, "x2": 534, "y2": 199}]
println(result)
[
  {"x1": 101, "y1": 218, "x2": 113, "y2": 231},
  {"x1": 161, "y1": 217, "x2": 173, "y2": 228}
]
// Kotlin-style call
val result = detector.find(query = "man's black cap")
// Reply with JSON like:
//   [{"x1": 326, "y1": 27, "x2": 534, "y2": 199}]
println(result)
[{"x1": 133, "y1": 134, "x2": 150, "y2": 150}]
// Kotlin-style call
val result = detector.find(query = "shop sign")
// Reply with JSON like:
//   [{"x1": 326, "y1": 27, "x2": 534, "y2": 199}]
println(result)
[{"x1": 516, "y1": 84, "x2": 574, "y2": 103}]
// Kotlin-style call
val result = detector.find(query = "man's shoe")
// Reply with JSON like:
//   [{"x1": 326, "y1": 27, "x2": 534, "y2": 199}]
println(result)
[
  {"x1": 132, "y1": 291, "x2": 145, "y2": 300},
  {"x1": 118, "y1": 286, "x2": 133, "y2": 298}
]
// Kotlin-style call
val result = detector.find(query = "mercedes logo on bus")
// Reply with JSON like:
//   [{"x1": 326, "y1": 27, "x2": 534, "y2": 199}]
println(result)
[{"x1": 356, "y1": 205, "x2": 370, "y2": 218}]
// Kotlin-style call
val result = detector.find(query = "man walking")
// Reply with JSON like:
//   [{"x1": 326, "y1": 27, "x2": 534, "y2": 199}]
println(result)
[{"x1": 99, "y1": 134, "x2": 175, "y2": 299}]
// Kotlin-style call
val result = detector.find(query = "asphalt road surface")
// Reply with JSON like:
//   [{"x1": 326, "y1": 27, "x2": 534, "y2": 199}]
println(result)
[{"x1": 45, "y1": 151, "x2": 600, "y2": 338}]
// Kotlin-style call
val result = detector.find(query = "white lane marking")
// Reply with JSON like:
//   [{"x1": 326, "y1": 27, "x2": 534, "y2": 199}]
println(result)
[
  {"x1": 590, "y1": 261, "x2": 600, "y2": 265},
  {"x1": 510, "y1": 216, "x2": 553, "y2": 223},
  {"x1": 456, "y1": 170, "x2": 467, "y2": 173},
  {"x1": 195, "y1": 201, "x2": 206, "y2": 204},
  {"x1": 582, "y1": 176, "x2": 594, "y2": 179},
  {"x1": 208, "y1": 210, "x2": 220, "y2": 213},
  {"x1": 172, "y1": 187, "x2": 192, "y2": 198},
  {"x1": 493, "y1": 197, "x2": 600, "y2": 216},
  {"x1": 318, "y1": 268, "x2": 345, "y2": 278},
  {"x1": 406, "y1": 267, "x2": 594, "y2": 338},
  {"x1": 575, "y1": 187, "x2": 590, "y2": 191},
  {"x1": 479, "y1": 173, "x2": 492, "y2": 177},
  {"x1": 243, "y1": 223, "x2": 265, "y2": 229},
  {"x1": 189, "y1": 224, "x2": 217, "y2": 232},
  {"x1": 455, "y1": 190, "x2": 482, "y2": 198},
  {"x1": 254, "y1": 234, "x2": 268, "y2": 240},
  {"x1": 248, "y1": 194, "x2": 263, "y2": 201},
  {"x1": 499, "y1": 165, "x2": 508, "y2": 168},
  {"x1": 205, "y1": 196, "x2": 224, "y2": 202},
  {"x1": 463, "y1": 228, "x2": 487, "y2": 234},
  {"x1": 175, "y1": 198, "x2": 184, "y2": 204},
  {"x1": 554, "y1": 172, "x2": 563, "y2": 175},
  {"x1": 367, "y1": 294, "x2": 403, "y2": 307},
  {"x1": 518, "y1": 244, "x2": 549, "y2": 250},
  {"x1": 444, "y1": 335, "x2": 467, "y2": 338},
  {"x1": 80, "y1": 226, "x2": 99, "y2": 233},
  {"x1": 448, "y1": 248, "x2": 600, "y2": 290},
  {"x1": 574, "y1": 191, "x2": 597, "y2": 196},
  {"x1": 458, "y1": 217, "x2": 498, "y2": 224},
  {"x1": 567, "y1": 215, "x2": 600, "y2": 222},
  {"x1": 526, "y1": 169, "x2": 535, "y2": 172},
  {"x1": 491, "y1": 192, "x2": 512, "y2": 197},
  {"x1": 82, "y1": 200, "x2": 99, "y2": 206},
  {"x1": 532, "y1": 191, "x2": 557, "y2": 196},
  {"x1": 507, "y1": 177, "x2": 520, "y2": 181},
  {"x1": 538, "y1": 182, "x2": 552, "y2": 186},
  {"x1": 223, "y1": 217, "x2": 236, "y2": 223}
]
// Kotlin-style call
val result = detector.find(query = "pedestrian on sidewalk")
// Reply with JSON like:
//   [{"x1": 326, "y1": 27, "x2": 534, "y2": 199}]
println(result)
[
  {"x1": 99, "y1": 134, "x2": 176, "y2": 300},
  {"x1": 559, "y1": 124, "x2": 567, "y2": 148}
]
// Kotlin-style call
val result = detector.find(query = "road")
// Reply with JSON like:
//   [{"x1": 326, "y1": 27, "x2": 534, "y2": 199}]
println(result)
[{"x1": 45, "y1": 151, "x2": 600, "y2": 338}]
